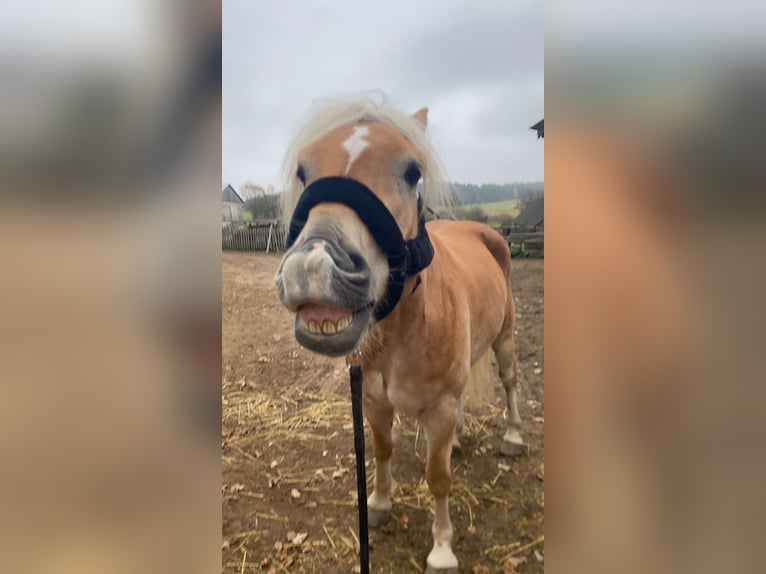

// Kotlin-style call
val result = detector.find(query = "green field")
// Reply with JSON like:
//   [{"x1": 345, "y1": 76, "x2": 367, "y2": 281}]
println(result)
[
  {"x1": 436, "y1": 198, "x2": 521, "y2": 219},
  {"x1": 469, "y1": 199, "x2": 521, "y2": 215}
]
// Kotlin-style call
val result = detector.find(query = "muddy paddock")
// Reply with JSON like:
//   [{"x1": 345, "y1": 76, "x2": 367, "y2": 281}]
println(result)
[{"x1": 222, "y1": 252, "x2": 544, "y2": 573}]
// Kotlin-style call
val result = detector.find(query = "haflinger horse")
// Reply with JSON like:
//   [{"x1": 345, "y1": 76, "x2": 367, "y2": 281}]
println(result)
[{"x1": 274, "y1": 97, "x2": 522, "y2": 573}]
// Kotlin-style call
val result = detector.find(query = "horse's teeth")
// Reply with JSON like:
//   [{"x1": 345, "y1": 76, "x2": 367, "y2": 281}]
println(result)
[
  {"x1": 322, "y1": 320, "x2": 337, "y2": 334},
  {"x1": 306, "y1": 316, "x2": 352, "y2": 335}
]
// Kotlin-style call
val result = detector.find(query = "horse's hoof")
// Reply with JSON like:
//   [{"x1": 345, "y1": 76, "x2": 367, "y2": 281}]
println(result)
[
  {"x1": 426, "y1": 544, "x2": 458, "y2": 573},
  {"x1": 501, "y1": 439, "x2": 525, "y2": 457},
  {"x1": 368, "y1": 508, "x2": 391, "y2": 528}
]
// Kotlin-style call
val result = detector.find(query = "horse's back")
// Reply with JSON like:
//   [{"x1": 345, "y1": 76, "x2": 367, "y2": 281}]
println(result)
[
  {"x1": 426, "y1": 220, "x2": 511, "y2": 283},
  {"x1": 425, "y1": 220, "x2": 512, "y2": 368}
]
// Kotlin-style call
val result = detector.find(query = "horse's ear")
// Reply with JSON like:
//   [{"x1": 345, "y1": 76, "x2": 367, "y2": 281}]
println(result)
[{"x1": 412, "y1": 107, "x2": 428, "y2": 130}]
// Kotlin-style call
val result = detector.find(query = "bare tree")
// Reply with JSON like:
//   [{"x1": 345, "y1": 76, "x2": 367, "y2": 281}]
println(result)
[
  {"x1": 240, "y1": 182, "x2": 265, "y2": 201},
  {"x1": 241, "y1": 182, "x2": 280, "y2": 219}
]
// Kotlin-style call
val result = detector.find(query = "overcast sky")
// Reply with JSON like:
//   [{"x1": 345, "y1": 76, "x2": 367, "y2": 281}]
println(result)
[{"x1": 223, "y1": 0, "x2": 543, "y2": 191}]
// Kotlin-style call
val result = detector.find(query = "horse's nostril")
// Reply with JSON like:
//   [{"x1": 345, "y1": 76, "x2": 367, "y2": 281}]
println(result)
[
  {"x1": 331, "y1": 246, "x2": 367, "y2": 274},
  {"x1": 347, "y1": 250, "x2": 368, "y2": 274},
  {"x1": 299, "y1": 236, "x2": 367, "y2": 275}
]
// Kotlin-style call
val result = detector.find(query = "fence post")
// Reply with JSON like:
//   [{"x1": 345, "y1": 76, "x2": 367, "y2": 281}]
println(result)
[{"x1": 266, "y1": 224, "x2": 273, "y2": 253}]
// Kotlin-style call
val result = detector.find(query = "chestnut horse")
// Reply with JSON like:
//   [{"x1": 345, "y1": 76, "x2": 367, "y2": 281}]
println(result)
[{"x1": 274, "y1": 97, "x2": 522, "y2": 573}]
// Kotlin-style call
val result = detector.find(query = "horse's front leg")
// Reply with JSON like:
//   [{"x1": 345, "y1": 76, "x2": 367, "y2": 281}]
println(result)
[
  {"x1": 363, "y1": 372, "x2": 395, "y2": 528},
  {"x1": 422, "y1": 397, "x2": 459, "y2": 574}
]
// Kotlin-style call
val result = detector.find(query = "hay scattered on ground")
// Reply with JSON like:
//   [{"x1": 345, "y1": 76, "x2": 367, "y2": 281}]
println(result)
[{"x1": 223, "y1": 379, "x2": 542, "y2": 573}]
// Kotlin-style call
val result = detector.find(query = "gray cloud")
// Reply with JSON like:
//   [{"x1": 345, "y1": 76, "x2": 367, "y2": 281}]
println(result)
[
  {"x1": 379, "y1": 4, "x2": 543, "y2": 100},
  {"x1": 223, "y1": 0, "x2": 543, "y2": 189}
]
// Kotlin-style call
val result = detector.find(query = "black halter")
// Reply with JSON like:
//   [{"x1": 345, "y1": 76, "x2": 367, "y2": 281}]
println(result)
[{"x1": 285, "y1": 176, "x2": 434, "y2": 322}]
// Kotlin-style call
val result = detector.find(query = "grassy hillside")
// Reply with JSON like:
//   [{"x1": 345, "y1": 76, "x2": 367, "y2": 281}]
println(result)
[
  {"x1": 469, "y1": 199, "x2": 521, "y2": 216},
  {"x1": 435, "y1": 199, "x2": 521, "y2": 219}
]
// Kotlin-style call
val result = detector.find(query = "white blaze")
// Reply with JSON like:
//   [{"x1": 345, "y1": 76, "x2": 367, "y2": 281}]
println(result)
[{"x1": 341, "y1": 125, "x2": 370, "y2": 174}]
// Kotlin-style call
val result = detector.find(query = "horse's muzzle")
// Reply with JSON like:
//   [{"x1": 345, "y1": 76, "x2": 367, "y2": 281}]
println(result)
[{"x1": 275, "y1": 236, "x2": 373, "y2": 356}]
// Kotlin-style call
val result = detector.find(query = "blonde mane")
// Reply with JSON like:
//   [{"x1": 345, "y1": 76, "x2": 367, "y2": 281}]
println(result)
[{"x1": 280, "y1": 94, "x2": 452, "y2": 225}]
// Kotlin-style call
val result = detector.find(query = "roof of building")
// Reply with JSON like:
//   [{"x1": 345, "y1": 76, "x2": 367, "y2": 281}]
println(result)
[
  {"x1": 222, "y1": 184, "x2": 244, "y2": 204},
  {"x1": 514, "y1": 196, "x2": 544, "y2": 228},
  {"x1": 530, "y1": 119, "x2": 544, "y2": 139}
]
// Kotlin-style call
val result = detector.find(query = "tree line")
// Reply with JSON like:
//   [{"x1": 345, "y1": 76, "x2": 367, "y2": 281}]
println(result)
[
  {"x1": 236, "y1": 181, "x2": 543, "y2": 220},
  {"x1": 451, "y1": 182, "x2": 543, "y2": 206}
]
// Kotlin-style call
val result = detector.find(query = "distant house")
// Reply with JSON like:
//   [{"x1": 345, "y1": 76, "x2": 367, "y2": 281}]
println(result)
[
  {"x1": 530, "y1": 119, "x2": 544, "y2": 139},
  {"x1": 505, "y1": 195, "x2": 544, "y2": 256},
  {"x1": 222, "y1": 184, "x2": 245, "y2": 225},
  {"x1": 513, "y1": 196, "x2": 544, "y2": 232}
]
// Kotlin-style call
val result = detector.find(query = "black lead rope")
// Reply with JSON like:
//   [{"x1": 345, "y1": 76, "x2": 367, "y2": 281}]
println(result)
[{"x1": 347, "y1": 351, "x2": 369, "y2": 574}]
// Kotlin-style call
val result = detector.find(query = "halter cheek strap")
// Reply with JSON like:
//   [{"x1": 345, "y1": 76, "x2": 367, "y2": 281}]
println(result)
[{"x1": 285, "y1": 176, "x2": 434, "y2": 322}]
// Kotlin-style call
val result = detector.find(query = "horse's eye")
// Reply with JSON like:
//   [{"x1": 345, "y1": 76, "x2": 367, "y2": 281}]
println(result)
[
  {"x1": 403, "y1": 163, "x2": 422, "y2": 187},
  {"x1": 296, "y1": 165, "x2": 306, "y2": 185}
]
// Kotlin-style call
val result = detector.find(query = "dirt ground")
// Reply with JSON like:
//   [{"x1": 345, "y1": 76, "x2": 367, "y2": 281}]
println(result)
[{"x1": 222, "y1": 252, "x2": 544, "y2": 573}]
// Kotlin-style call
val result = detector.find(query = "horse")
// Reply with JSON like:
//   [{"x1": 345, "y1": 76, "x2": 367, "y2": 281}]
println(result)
[{"x1": 274, "y1": 96, "x2": 522, "y2": 573}]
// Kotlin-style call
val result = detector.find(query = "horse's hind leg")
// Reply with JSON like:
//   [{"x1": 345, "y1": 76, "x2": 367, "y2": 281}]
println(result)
[
  {"x1": 493, "y1": 319, "x2": 524, "y2": 456},
  {"x1": 364, "y1": 382, "x2": 395, "y2": 528},
  {"x1": 451, "y1": 397, "x2": 464, "y2": 453}
]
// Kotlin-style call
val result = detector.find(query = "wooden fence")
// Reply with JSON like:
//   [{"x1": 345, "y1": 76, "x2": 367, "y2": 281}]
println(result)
[
  {"x1": 223, "y1": 221, "x2": 542, "y2": 257},
  {"x1": 222, "y1": 222, "x2": 285, "y2": 252},
  {"x1": 506, "y1": 231, "x2": 544, "y2": 257}
]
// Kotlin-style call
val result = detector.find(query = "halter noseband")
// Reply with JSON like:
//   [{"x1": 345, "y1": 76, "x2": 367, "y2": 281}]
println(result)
[{"x1": 285, "y1": 176, "x2": 434, "y2": 322}]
